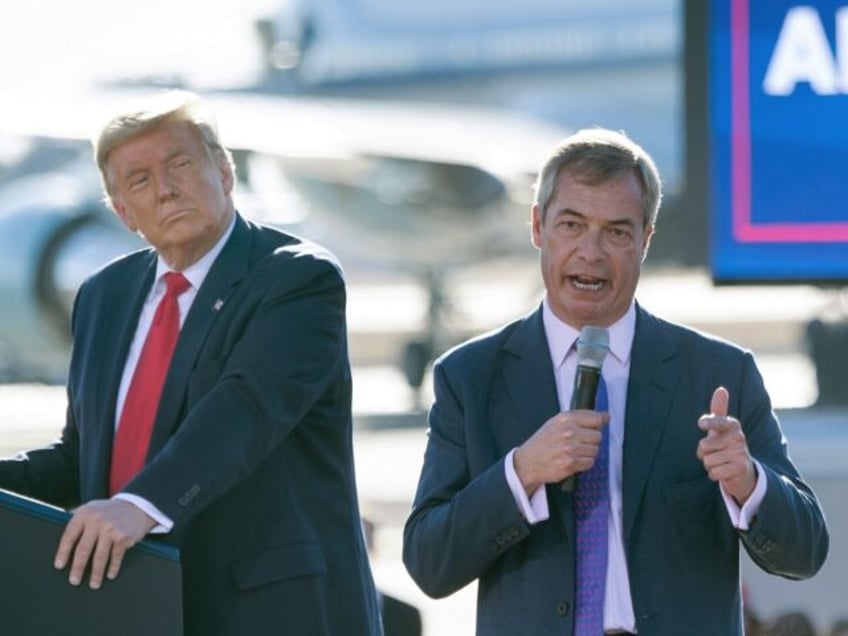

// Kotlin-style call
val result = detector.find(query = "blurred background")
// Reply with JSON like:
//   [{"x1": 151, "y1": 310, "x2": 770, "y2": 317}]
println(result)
[{"x1": 0, "y1": 0, "x2": 846, "y2": 633}]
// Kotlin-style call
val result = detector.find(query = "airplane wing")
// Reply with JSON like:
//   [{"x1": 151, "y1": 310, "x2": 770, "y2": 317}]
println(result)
[
  {"x1": 3, "y1": 87, "x2": 567, "y2": 261},
  {"x1": 0, "y1": 87, "x2": 567, "y2": 381}
]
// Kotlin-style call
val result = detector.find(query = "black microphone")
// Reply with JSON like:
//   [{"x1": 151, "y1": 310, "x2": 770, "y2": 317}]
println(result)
[{"x1": 561, "y1": 325, "x2": 610, "y2": 492}]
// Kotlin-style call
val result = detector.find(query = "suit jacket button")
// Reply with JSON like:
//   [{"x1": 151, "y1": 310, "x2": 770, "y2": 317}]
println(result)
[{"x1": 556, "y1": 601, "x2": 570, "y2": 616}]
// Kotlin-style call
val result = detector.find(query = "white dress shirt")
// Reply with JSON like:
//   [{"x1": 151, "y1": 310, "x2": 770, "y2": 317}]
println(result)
[
  {"x1": 504, "y1": 297, "x2": 766, "y2": 632},
  {"x1": 113, "y1": 216, "x2": 236, "y2": 531}
]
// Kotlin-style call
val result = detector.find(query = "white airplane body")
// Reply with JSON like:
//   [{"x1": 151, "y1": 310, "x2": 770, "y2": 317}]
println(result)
[
  {"x1": 0, "y1": 87, "x2": 569, "y2": 383},
  {"x1": 0, "y1": 0, "x2": 679, "y2": 384}
]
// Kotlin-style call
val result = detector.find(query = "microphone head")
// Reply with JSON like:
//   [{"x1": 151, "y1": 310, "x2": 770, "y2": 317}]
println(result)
[{"x1": 576, "y1": 326, "x2": 610, "y2": 369}]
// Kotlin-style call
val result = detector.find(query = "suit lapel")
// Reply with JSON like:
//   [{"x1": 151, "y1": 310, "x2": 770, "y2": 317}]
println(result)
[
  {"x1": 147, "y1": 216, "x2": 252, "y2": 458},
  {"x1": 89, "y1": 252, "x2": 157, "y2": 496},
  {"x1": 622, "y1": 305, "x2": 681, "y2": 542},
  {"x1": 500, "y1": 307, "x2": 576, "y2": 543},
  {"x1": 501, "y1": 307, "x2": 560, "y2": 449}
]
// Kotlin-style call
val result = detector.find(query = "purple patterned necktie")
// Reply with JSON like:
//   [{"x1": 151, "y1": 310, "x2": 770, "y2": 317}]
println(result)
[{"x1": 573, "y1": 376, "x2": 609, "y2": 636}]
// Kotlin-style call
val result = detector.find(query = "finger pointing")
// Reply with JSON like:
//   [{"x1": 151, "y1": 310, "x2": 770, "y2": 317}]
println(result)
[{"x1": 710, "y1": 386, "x2": 729, "y2": 417}]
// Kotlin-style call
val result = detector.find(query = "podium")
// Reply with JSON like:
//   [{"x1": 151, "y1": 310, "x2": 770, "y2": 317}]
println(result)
[{"x1": 0, "y1": 488, "x2": 182, "y2": 635}]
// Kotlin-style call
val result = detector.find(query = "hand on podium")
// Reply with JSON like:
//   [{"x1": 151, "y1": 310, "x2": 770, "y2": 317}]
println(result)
[{"x1": 53, "y1": 499, "x2": 156, "y2": 589}]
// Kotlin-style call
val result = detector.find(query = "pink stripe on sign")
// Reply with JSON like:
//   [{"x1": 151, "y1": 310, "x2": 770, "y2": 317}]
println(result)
[{"x1": 729, "y1": 0, "x2": 848, "y2": 243}]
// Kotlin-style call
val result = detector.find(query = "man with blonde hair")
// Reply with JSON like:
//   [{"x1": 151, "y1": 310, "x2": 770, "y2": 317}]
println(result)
[{"x1": 0, "y1": 91, "x2": 382, "y2": 636}]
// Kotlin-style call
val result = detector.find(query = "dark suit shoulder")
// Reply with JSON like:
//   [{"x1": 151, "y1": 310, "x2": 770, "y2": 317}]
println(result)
[
  {"x1": 636, "y1": 303, "x2": 753, "y2": 360},
  {"x1": 70, "y1": 247, "x2": 155, "y2": 325},
  {"x1": 244, "y1": 219, "x2": 345, "y2": 280},
  {"x1": 81, "y1": 246, "x2": 155, "y2": 289},
  {"x1": 437, "y1": 309, "x2": 538, "y2": 372}
]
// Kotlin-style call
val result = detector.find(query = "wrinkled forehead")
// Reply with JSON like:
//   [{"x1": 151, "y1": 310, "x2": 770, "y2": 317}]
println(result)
[
  {"x1": 556, "y1": 164, "x2": 651, "y2": 226},
  {"x1": 108, "y1": 121, "x2": 207, "y2": 170}
]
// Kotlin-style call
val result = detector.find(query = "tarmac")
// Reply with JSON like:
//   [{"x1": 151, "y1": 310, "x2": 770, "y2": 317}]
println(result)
[{"x1": 0, "y1": 262, "x2": 845, "y2": 634}]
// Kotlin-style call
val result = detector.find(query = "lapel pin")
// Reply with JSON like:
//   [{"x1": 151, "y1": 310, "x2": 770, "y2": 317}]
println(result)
[{"x1": 213, "y1": 299, "x2": 224, "y2": 312}]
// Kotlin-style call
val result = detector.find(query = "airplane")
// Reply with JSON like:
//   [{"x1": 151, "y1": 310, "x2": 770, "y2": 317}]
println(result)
[
  {"x1": 0, "y1": 0, "x2": 680, "y2": 391},
  {"x1": 0, "y1": 88, "x2": 569, "y2": 387}
]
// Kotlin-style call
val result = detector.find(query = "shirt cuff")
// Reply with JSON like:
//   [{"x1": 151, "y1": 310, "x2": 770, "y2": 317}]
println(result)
[
  {"x1": 505, "y1": 448, "x2": 550, "y2": 524},
  {"x1": 113, "y1": 493, "x2": 174, "y2": 534},
  {"x1": 721, "y1": 458, "x2": 767, "y2": 531}
]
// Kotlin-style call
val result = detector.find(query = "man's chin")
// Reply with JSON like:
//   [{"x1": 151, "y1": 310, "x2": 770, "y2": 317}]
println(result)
[{"x1": 559, "y1": 297, "x2": 615, "y2": 327}]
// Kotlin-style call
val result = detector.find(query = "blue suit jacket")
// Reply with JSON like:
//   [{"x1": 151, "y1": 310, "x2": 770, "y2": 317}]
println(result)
[
  {"x1": 403, "y1": 304, "x2": 828, "y2": 635},
  {"x1": 0, "y1": 215, "x2": 382, "y2": 636}
]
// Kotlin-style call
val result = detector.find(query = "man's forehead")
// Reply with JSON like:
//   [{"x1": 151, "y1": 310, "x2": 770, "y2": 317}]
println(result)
[
  {"x1": 557, "y1": 165, "x2": 639, "y2": 188},
  {"x1": 554, "y1": 170, "x2": 640, "y2": 198},
  {"x1": 108, "y1": 121, "x2": 198, "y2": 166},
  {"x1": 548, "y1": 172, "x2": 643, "y2": 220}
]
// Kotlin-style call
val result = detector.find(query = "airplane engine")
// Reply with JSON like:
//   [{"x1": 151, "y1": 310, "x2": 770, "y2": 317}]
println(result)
[
  {"x1": 263, "y1": 154, "x2": 529, "y2": 268},
  {"x1": 252, "y1": 151, "x2": 536, "y2": 395},
  {"x1": 0, "y1": 169, "x2": 141, "y2": 382}
]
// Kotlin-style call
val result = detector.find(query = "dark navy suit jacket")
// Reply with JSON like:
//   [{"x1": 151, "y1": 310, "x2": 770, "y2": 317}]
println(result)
[
  {"x1": 0, "y1": 214, "x2": 382, "y2": 636},
  {"x1": 403, "y1": 303, "x2": 828, "y2": 635}
]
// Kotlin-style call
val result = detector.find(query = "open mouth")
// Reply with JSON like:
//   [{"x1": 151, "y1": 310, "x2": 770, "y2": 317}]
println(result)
[{"x1": 569, "y1": 275, "x2": 605, "y2": 292}]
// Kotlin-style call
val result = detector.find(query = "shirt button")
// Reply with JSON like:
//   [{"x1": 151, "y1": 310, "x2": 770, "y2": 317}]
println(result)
[{"x1": 556, "y1": 601, "x2": 570, "y2": 616}]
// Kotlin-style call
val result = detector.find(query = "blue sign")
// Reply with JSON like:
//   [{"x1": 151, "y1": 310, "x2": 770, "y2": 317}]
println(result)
[{"x1": 710, "y1": 0, "x2": 848, "y2": 283}]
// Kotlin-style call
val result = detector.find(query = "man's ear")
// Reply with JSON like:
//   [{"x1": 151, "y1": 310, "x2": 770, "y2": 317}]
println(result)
[
  {"x1": 219, "y1": 159, "x2": 235, "y2": 196},
  {"x1": 640, "y1": 225, "x2": 655, "y2": 263},
  {"x1": 112, "y1": 197, "x2": 138, "y2": 232},
  {"x1": 530, "y1": 204, "x2": 543, "y2": 248}
]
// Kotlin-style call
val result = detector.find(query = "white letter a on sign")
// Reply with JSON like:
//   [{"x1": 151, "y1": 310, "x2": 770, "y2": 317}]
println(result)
[{"x1": 763, "y1": 6, "x2": 838, "y2": 96}]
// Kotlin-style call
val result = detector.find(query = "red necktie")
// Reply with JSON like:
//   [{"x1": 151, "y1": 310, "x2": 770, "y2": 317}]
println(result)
[{"x1": 109, "y1": 272, "x2": 190, "y2": 495}]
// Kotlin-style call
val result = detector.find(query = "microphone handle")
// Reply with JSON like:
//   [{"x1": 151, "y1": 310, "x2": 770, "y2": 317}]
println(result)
[{"x1": 560, "y1": 365, "x2": 601, "y2": 492}]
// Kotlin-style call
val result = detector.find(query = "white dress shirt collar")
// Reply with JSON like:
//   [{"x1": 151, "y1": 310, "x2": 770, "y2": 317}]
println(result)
[
  {"x1": 152, "y1": 213, "x2": 237, "y2": 290},
  {"x1": 541, "y1": 297, "x2": 637, "y2": 371}
]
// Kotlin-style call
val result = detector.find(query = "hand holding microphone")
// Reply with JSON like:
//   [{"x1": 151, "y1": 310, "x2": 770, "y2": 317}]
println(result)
[
  {"x1": 512, "y1": 326, "x2": 610, "y2": 496},
  {"x1": 560, "y1": 326, "x2": 610, "y2": 492}
]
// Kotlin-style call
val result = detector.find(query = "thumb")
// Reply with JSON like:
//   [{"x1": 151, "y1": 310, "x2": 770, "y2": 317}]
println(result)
[{"x1": 710, "y1": 386, "x2": 729, "y2": 417}]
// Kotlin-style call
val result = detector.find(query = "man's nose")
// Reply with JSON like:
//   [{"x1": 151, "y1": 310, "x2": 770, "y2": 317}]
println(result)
[
  {"x1": 155, "y1": 172, "x2": 179, "y2": 201},
  {"x1": 576, "y1": 228, "x2": 605, "y2": 260}
]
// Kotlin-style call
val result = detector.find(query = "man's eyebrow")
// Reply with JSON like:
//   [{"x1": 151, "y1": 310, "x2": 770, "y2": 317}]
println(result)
[
  {"x1": 549, "y1": 207, "x2": 585, "y2": 220},
  {"x1": 121, "y1": 150, "x2": 187, "y2": 180},
  {"x1": 549, "y1": 209, "x2": 636, "y2": 226},
  {"x1": 607, "y1": 217, "x2": 638, "y2": 227},
  {"x1": 122, "y1": 166, "x2": 148, "y2": 181},
  {"x1": 165, "y1": 149, "x2": 189, "y2": 161}
]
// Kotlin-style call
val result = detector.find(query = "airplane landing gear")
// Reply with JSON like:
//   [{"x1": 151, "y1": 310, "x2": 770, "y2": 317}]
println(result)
[{"x1": 399, "y1": 270, "x2": 448, "y2": 410}]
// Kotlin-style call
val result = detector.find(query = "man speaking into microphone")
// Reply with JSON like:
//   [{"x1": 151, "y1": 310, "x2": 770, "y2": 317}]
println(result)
[{"x1": 403, "y1": 128, "x2": 828, "y2": 635}]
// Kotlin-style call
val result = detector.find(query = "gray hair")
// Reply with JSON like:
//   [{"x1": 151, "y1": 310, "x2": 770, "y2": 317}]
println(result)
[
  {"x1": 532, "y1": 127, "x2": 662, "y2": 229},
  {"x1": 94, "y1": 90, "x2": 236, "y2": 201}
]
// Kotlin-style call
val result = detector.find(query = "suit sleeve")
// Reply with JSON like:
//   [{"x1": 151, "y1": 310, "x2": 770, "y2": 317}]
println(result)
[
  {"x1": 735, "y1": 352, "x2": 829, "y2": 579},
  {"x1": 0, "y1": 404, "x2": 81, "y2": 508},
  {"x1": 403, "y1": 359, "x2": 531, "y2": 598}
]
